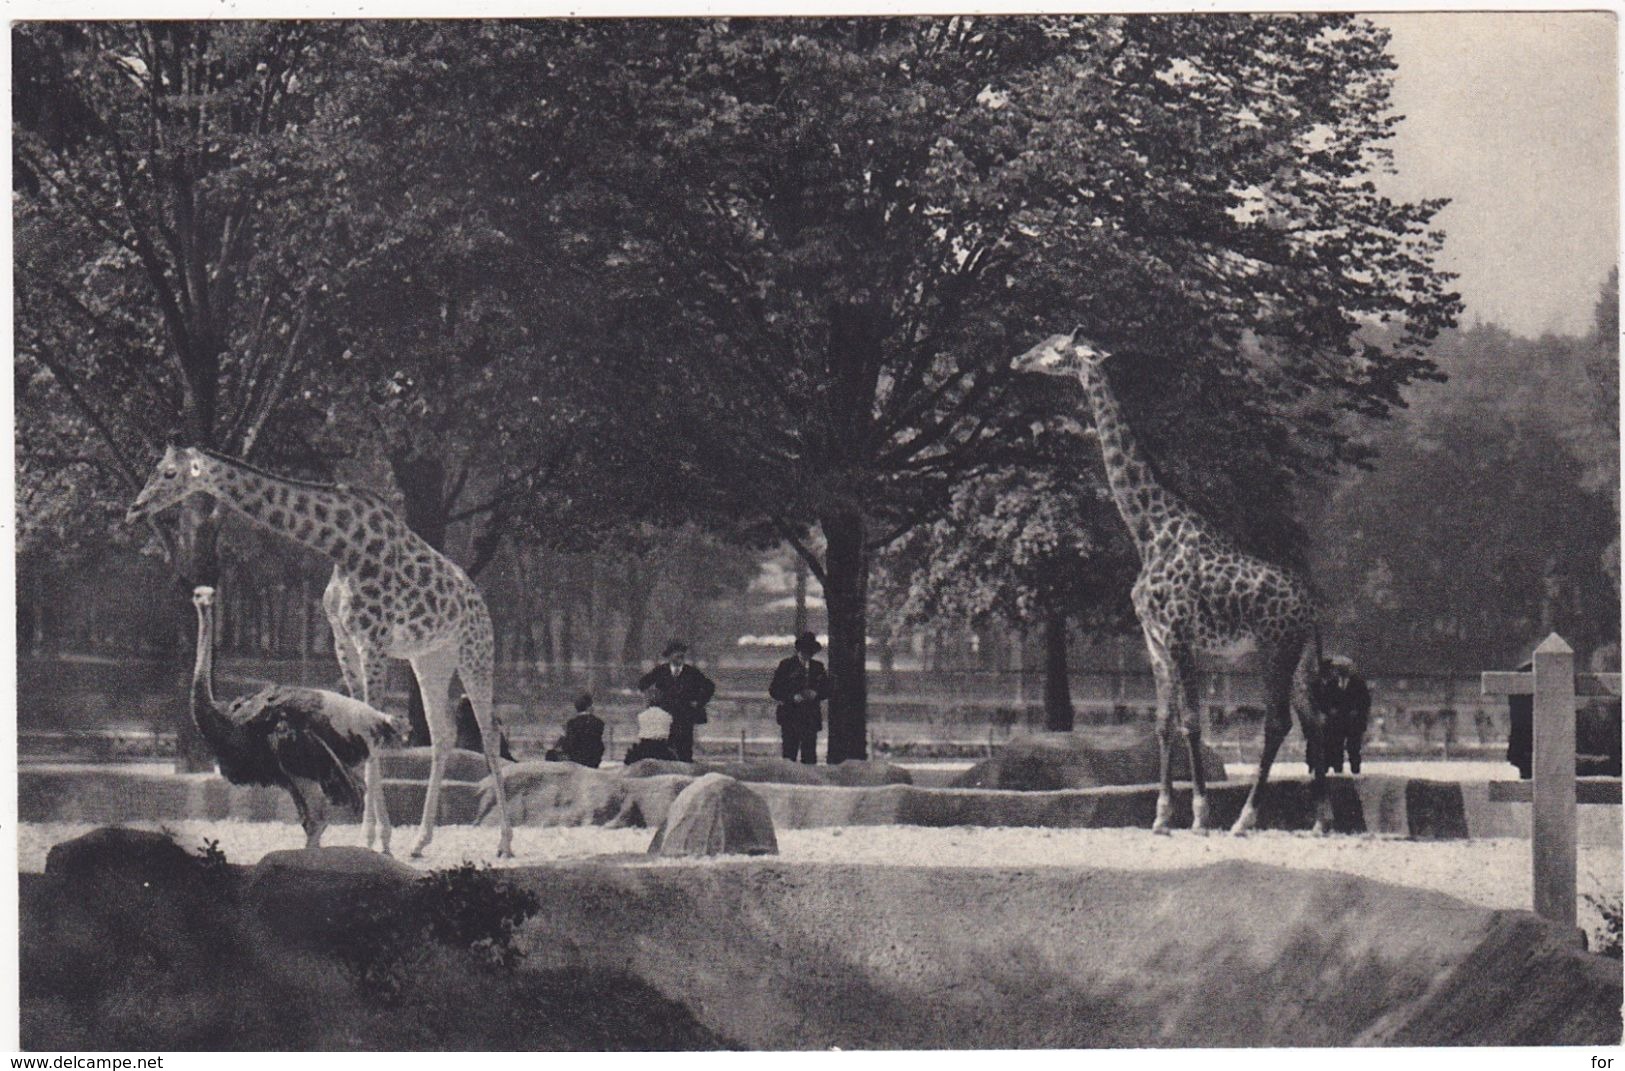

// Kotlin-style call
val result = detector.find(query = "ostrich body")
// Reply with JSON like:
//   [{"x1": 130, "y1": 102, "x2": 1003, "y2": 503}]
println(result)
[{"x1": 191, "y1": 586, "x2": 400, "y2": 851}]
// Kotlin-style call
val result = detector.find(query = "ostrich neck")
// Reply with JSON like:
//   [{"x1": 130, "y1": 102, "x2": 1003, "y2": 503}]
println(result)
[
  {"x1": 1076, "y1": 363, "x2": 1177, "y2": 558},
  {"x1": 189, "y1": 599, "x2": 243, "y2": 763},
  {"x1": 192, "y1": 602, "x2": 217, "y2": 715}
]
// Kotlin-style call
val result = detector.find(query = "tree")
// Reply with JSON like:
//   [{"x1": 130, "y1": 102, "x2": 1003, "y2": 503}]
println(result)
[
  {"x1": 875, "y1": 455, "x2": 1137, "y2": 730},
  {"x1": 560, "y1": 16, "x2": 1457, "y2": 759},
  {"x1": 1311, "y1": 413, "x2": 1618, "y2": 672},
  {"x1": 14, "y1": 22, "x2": 347, "y2": 765}
]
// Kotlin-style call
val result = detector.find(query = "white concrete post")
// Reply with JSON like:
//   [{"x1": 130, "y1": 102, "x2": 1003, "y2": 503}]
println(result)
[{"x1": 1532, "y1": 632, "x2": 1577, "y2": 928}]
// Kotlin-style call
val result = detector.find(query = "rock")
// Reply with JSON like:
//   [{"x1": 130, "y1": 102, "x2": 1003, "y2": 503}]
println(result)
[
  {"x1": 252, "y1": 846, "x2": 417, "y2": 882},
  {"x1": 703, "y1": 759, "x2": 827, "y2": 786},
  {"x1": 247, "y1": 846, "x2": 416, "y2": 946},
  {"x1": 952, "y1": 731, "x2": 1229, "y2": 791},
  {"x1": 478, "y1": 760, "x2": 624, "y2": 827},
  {"x1": 605, "y1": 774, "x2": 695, "y2": 830},
  {"x1": 820, "y1": 760, "x2": 914, "y2": 787},
  {"x1": 648, "y1": 774, "x2": 778, "y2": 857},
  {"x1": 378, "y1": 745, "x2": 510, "y2": 783},
  {"x1": 44, "y1": 826, "x2": 199, "y2": 886},
  {"x1": 619, "y1": 758, "x2": 715, "y2": 779}
]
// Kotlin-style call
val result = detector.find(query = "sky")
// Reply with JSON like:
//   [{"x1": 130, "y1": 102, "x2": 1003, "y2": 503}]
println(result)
[{"x1": 1378, "y1": 11, "x2": 1618, "y2": 338}]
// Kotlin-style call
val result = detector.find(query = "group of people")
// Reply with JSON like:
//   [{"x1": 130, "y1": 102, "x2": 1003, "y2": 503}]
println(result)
[{"x1": 543, "y1": 630, "x2": 834, "y2": 768}]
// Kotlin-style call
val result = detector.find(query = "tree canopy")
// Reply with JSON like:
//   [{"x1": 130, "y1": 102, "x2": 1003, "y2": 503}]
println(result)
[{"x1": 14, "y1": 16, "x2": 1470, "y2": 759}]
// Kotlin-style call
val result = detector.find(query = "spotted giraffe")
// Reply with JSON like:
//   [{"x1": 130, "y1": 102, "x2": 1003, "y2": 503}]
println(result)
[
  {"x1": 127, "y1": 445, "x2": 515, "y2": 857},
  {"x1": 1011, "y1": 333, "x2": 1330, "y2": 835}
]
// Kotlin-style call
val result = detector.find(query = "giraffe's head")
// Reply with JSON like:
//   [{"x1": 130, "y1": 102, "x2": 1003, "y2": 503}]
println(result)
[
  {"x1": 127, "y1": 445, "x2": 210, "y2": 523},
  {"x1": 192, "y1": 585, "x2": 216, "y2": 608},
  {"x1": 1009, "y1": 329, "x2": 1111, "y2": 378}
]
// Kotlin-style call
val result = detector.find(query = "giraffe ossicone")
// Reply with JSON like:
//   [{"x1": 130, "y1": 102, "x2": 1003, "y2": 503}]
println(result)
[
  {"x1": 1012, "y1": 334, "x2": 1333, "y2": 836},
  {"x1": 129, "y1": 444, "x2": 516, "y2": 858}
]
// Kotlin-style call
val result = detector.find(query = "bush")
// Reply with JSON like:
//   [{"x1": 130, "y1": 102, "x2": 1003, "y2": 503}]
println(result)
[
  {"x1": 1583, "y1": 890, "x2": 1622, "y2": 959},
  {"x1": 329, "y1": 862, "x2": 542, "y2": 999}
]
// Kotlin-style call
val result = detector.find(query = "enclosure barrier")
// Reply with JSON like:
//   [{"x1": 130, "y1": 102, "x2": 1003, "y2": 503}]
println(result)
[{"x1": 1481, "y1": 633, "x2": 1622, "y2": 928}]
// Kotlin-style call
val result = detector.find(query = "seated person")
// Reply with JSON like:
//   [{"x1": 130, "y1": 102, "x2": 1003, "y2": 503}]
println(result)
[
  {"x1": 546, "y1": 692, "x2": 605, "y2": 768},
  {"x1": 623, "y1": 685, "x2": 679, "y2": 765}
]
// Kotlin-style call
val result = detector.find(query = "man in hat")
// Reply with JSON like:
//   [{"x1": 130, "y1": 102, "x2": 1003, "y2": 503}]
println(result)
[
  {"x1": 769, "y1": 632, "x2": 833, "y2": 765},
  {"x1": 638, "y1": 640, "x2": 715, "y2": 763},
  {"x1": 1313, "y1": 655, "x2": 1372, "y2": 775}
]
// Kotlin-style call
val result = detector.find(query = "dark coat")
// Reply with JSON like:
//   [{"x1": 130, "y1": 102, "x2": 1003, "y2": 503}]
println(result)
[
  {"x1": 769, "y1": 655, "x2": 832, "y2": 733},
  {"x1": 553, "y1": 713, "x2": 605, "y2": 768},
  {"x1": 637, "y1": 663, "x2": 716, "y2": 726},
  {"x1": 1311, "y1": 668, "x2": 1371, "y2": 772}
]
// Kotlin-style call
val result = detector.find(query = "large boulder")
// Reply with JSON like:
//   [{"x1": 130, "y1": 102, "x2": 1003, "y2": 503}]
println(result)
[
  {"x1": 44, "y1": 826, "x2": 201, "y2": 887},
  {"x1": 648, "y1": 774, "x2": 778, "y2": 857},
  {"x1": 952, "y1": 731, "x2": 1229, "y2": 791},
  {"x1": 247, "y1": 847, "x2": 417, "y2": 947},
  {"x1": 619, "y1": 758, "x2": 715, "y2": 779},
  {"x1": 477, "y1": 760, "x2": 624, "y2": 826}
]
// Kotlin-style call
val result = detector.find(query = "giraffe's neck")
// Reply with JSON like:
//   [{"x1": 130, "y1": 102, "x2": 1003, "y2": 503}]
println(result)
[
  {"x1": 198, "y1": 456, "x2": 378, "y2": 566},
  {"x1": 1076, "y1": 363, "x2": 1182, "y2": 558}
]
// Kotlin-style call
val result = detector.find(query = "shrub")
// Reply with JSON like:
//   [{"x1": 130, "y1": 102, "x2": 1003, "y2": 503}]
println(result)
[
  {"x1": 329, "y1": 862, "x2": 541, "y2": 999},
  {"x1": 1583, "y1": 890, "x2": 1622, "y2": 959}
]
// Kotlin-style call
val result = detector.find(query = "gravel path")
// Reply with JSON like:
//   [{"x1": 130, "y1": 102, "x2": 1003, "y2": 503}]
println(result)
[{"x1": 18, "y1": 818, "x2": 1621, "y2": 947}]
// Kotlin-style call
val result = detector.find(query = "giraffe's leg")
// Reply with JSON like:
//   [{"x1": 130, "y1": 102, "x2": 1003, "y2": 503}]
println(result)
[
  {"x1": 1232, "y1": 647, "x2": 1296, "y2": 835},
  {"x1": 408, "y1": 646, "x2": 460, "y2": 859},
  {"x1": 364, "y1": 753, "x2": 392, "y2": 855},
  {"x1": 356, "y1": 647, "x2": 394, "y2": 852},
  {"x1": 1143, "y1": 626, "x2": 1178, "y2": 835},
  {"x1": 459, "y1": 628, "x2": 513, "y2": 859},
  {"x1": 1292, "y1": 646, "x2": 1333, "y2": 834},
  {"x1": 1172, "y1": 643, "x2": 1209, "y2": 834}
]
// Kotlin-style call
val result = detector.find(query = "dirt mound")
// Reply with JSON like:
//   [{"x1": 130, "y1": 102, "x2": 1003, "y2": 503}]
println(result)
[
  {"x1": 952, "y1": 731, "x2": 1229, "y2": 790},
  {"x1": 516, "y1": 859, "x2": 1621, "y2": 1049}
]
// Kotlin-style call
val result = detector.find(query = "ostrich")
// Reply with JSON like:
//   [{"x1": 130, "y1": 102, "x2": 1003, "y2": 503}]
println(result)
[{"x1": 190, "y1": 585, "x2": 401, "y2": 851}]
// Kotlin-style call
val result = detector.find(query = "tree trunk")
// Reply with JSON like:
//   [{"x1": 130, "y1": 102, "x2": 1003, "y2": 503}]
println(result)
[
  {"x1": 821, "y1": 510, "x2": 869, "y2": 764},
  {"x1": 1043, "y1": 609, "x2": 1075, "y2": 732},
  {"x1": 793, "y1": 553, "x2": 809, "y2": 636},
  {"x1": 620, "y1": 557, "x2": 659, "y2": 665},
  {"x1": 560, "y1": 580, "x2": 576, "y2": 681}
]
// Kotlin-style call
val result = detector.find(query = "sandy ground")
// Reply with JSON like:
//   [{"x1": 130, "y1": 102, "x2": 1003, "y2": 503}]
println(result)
[{"x1": 19, "y1": 818, "x2": 1622, "y2": 945}]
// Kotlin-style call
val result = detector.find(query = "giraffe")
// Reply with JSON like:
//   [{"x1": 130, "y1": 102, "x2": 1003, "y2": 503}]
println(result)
[
  {"x1": 1010, "y1": 332, "x2": 1331, "y2": 835},
  {"x1": 126, "y1": 445, "x2": 515, "y2": 857}
]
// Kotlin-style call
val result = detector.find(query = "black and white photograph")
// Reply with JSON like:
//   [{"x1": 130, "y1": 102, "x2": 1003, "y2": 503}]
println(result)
[{"x1": 8, "y1": 8, "x2": 1622, "y2": 1053}]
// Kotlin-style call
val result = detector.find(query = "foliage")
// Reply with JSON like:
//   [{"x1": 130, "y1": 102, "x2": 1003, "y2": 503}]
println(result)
[
  {"x1": 539, "y1": 16, "x2": 1459, "y2": 749},
  {"x1": 875, "y1": 461, "x2": 1135, "y2": 634},
  {"x1": 14, "y1": 17, "x2": 1465, "y2": 735},
  {"x1": 20, "y1": 861, "x2": 725, "y2": 1050},
  {"x1": 1310, "y1": 271, "x2": 1621, "y2": 672},
  {"x1": 329, "y1": 862, "x2": 541, "y2": 999},
  {"x1": 1583, "y1": 889, "x2": 1622, "y2": 959}
]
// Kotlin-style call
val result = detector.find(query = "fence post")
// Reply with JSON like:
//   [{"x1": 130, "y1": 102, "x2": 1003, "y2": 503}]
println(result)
[{"x1": 1532, "y1": 632, "x2": 1577, "y2": 928}]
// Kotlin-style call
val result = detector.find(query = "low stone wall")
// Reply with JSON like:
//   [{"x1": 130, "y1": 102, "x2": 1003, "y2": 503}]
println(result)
[{"x1": 18, "y1": 762, "x2": 1623, "y2": 844}]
